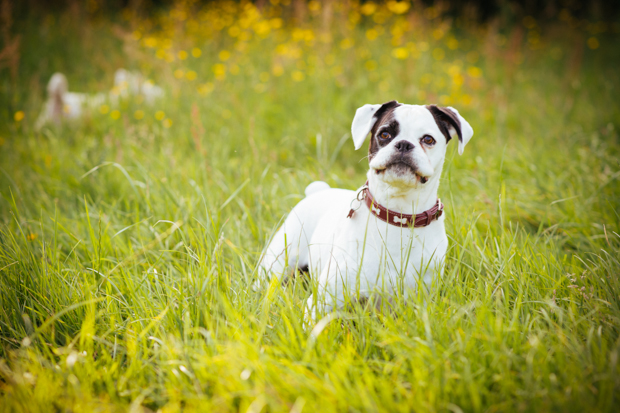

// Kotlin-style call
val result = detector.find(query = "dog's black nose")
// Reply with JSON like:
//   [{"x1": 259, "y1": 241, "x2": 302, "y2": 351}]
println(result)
[{"x1": 394, "y1": 140, "x2": 414, "y2": 153}]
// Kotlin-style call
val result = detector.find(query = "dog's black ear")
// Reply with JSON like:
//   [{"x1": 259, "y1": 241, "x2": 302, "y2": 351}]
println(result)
[
  {"x1": 351, "y1": 100, "x2": 400, "y2": 150},
  {"x1": 426, "y1": 105, "x2": 474, "y2": 155}
]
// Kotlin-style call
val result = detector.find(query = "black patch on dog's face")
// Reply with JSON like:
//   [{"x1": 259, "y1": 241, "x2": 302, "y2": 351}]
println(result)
[
  {"x1": 368, "y1": 100, "x2": 401, "y2": 162},
  {"x1": 425, "y1": 105, "x2": 463, "y2": 145}
]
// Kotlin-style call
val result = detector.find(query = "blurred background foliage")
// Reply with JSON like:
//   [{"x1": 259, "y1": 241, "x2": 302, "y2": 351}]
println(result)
[{"x1": 1, "y1": 0, "x2": 619, "y2": 116}]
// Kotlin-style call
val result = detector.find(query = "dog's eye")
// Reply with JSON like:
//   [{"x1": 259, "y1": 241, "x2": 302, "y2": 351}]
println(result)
[
  {"x1": 421, "y1": 135, "x2": 436, "y2": 146},
  {"x1": 380, "y1": 131, "x2": 391, "y2": 140}
]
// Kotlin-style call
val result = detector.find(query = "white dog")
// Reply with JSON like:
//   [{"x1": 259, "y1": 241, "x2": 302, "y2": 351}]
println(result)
[
  {"x1": 35, "y1": 73, "x2": 107, "y2": 129},
  {"x1": 111, "y1": 68, "x2": 164, "y2": 105},
  {"x1": 259, "y1": 101, "x2": 474, "y2": 322},
  {"x1": 36, "y1": 69, "x2": 164, "y2": 129}
]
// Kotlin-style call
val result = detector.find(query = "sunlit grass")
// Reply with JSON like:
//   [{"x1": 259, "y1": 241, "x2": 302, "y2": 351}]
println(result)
[{"x1": 1, "y1": 1, "x2": 619, "y2": 411}]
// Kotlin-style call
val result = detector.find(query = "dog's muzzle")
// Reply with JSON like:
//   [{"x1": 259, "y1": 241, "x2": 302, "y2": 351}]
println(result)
[{"x1": 375, "y1": 157, "x2": 429, "y2": 184}]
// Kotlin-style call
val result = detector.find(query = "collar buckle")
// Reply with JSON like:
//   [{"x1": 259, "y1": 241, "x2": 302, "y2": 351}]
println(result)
[{"x1": 347, "y1": 185, "x2": 369, "y2": 219}]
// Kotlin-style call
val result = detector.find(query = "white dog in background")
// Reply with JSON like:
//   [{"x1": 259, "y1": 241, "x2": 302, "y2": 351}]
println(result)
[
  {"x1": 35, "y1": 69, "x2": 164, "y2": 129},
  {"x1": 259, "y1": 101, "x2": 474, "y2": 322},
  {"x1": 35, "y1": 73, "x2": 106, "y2": 129},
  {"x1": 112, "y1": 68, "x2": 164, "y2": 105}
]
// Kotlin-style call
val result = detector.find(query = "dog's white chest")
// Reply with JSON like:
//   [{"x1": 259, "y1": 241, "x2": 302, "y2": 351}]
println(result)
[{"x1": 306, "y1": 189, "x2": 448, "y2": 292}]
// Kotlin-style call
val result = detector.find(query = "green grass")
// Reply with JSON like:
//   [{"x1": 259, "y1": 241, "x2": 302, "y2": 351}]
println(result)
[{"x1": 1, "y1": 2, "x2": 620, "y2": 411}]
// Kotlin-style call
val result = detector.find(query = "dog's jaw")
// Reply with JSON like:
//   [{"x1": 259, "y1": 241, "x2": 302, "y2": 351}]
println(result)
[
  {"x1": 366, "y1": 161, "x2": 444, "y2": 215},
  {"x1": 372, "y1": 161, "x2": 430, "y2": 185}
]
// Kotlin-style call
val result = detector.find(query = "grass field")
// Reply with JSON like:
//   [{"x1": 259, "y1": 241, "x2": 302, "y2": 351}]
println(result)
[{"x1": 1, "y1": 1, "x2": 620, "y2": 411}]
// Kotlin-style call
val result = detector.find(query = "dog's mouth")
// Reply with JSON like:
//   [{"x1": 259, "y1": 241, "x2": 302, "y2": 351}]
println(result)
[{"x1": 374, "y1": 161, "x2": 429, "y2": 184}]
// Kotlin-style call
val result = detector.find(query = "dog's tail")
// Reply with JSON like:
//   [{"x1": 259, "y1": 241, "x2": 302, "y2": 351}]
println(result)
[{"x1": 304, "y1": 181, "x2": 330, "y2": 197}]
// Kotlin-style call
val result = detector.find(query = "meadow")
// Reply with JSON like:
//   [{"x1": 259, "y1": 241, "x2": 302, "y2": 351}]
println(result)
[{"x1": 1, "y1": 1, "x2": 619, "y2": 411}]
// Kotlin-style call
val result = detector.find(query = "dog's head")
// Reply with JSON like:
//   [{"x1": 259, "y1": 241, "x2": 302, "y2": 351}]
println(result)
[{"x1": 351, "y1": 101, "x2": 474, "y2": 187}]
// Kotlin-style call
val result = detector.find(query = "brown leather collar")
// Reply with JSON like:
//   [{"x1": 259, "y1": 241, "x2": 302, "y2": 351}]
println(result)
[{"x1": 347, "y1": 183, "x2": 443, "y2": 228}]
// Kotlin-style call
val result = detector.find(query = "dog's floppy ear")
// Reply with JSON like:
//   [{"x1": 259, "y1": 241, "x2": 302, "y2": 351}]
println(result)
[
  {"x1": 426, "y1": 105, "x2": 474, "y2": 155},
  {"x1": 351, "y1": 101, "x2": 401, "y2": 150},
  {"x1": 351, "y1": 103, "x2": 382, "y2": 150}
]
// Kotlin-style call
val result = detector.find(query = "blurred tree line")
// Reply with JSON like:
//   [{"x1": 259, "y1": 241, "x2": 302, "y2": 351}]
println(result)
[{"x1": 11, "y1": 0, "x2": 620, "y2": 23}]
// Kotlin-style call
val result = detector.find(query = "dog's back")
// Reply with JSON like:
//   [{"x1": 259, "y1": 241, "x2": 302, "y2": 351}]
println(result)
[{"x1": 259, "y1": 182, "x2": 353, "y2": 279}]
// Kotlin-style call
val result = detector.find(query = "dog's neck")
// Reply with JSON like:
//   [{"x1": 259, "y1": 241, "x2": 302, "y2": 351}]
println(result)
[{"x1": 366, "y1": 169, "x2": 442, "y2": 215}]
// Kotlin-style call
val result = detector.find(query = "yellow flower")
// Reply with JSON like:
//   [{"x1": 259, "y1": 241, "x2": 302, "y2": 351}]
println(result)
[
  {"x1": 452, "y1": 74, "x2": 464, "y2": 86},
  {"x1": 340, "y1": 38, "x2": 353, "y2": 50},
  {"x1": 467, "y1": 66, "x2": 483, "y2": 78},
  {"x1": 213, "y1": 63, "x2": 226, "y2": 80},
  {"x1": 360, "y1": 2, "x2": 377, "y2": 15},
  {"x1": 186, "y1": 70, "x2": 197, "y2": 80},
  {"x1": 111, "y1": 110, "x2": 121, "y2": 120},
  {"x1": 198, "y1": 83, "x2": 214, "y2": 95},
  {"x1": 308, "y1": 1, "x2": 320, "y2": 12},
  {"x1": 587, "y1": 37, "x2": 599, "y2": 49},
  {"x1": 228, "y1": 26, "x2": 241, "y2": 37},
  {"x1": 163, "y1": 118, "x2": 173, "y2": 128},
  {"x1": 253, "y1": 21, "x2": 271, "y2": 37},
  {"x1": 292, "y1": 28, "x2": 305, "y2": 42},
  {"x1": 14, "y1": 111, "x2": 25, "y2": 122},
  {"x1": 275, "y1": 44, "x2": 288, "y2": 55},
  {"x1": 27, "y1": 233, "x2": 37, "y2": 241},
  {"x1": 303, "y1": 29, "x2": 315, "y2": 43},
  {"x1": 447, "y1": 38, "x2": 459, "y2": 50},
  {"x1": 155, "y1": 111, "x2": 165, "y2": 120},
  {"x1": 447, "y1": 65, "x2": 461, "y2": 76},
  {"x1": 365, "y1": 60, "x2": 377, "y2": 71},
  {"x1": 366, "y1": 28, "x2": 379, "y2": 41},
  {"x1": 144, "y1": 37, "x2": 157, "y2": 48},
  {"x1": 192, "y1": 47, "x2": 202, "y2": 58},
  {"x1": 387, "y1": 1, "x2": 410, "y2": 14},
  {"x1": 178, "y1": 50, "x2": 188, "y2": 60},
  {"x1": 100, "y1": 104, "x2": 110, "y2": 114},
  {"x1": 156, "y1": 49, "x2": 166, "y2": 59},
  {"x1": 174, "y1": 69, "x2": 185, "y2": 79},
  {"x1": 291, "y1": 71, "x2": 305, "y2": 82},
  {"x1": 270, "y1": 18, "x2": 283, "y2": 29},
  {"x1": 392, "y1": 47, "x2": 409, "y2": 59},
  {"x1": 219, "y1": 50, "x2": 231, "y2": 61},
  {"x1": 134, "y1": 110, "x2": 144, "y2": 120}
]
